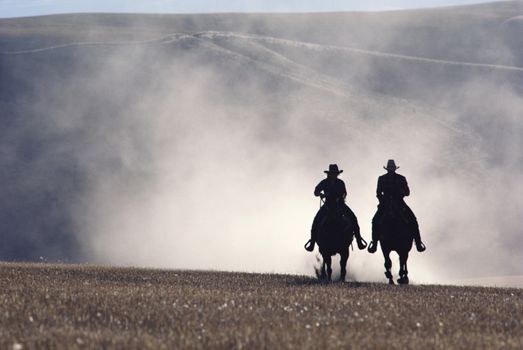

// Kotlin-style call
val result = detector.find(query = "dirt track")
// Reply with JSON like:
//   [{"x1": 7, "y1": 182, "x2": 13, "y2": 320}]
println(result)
[{"x1": 1, "y1": 262, "x2": 522, "y2": 349}]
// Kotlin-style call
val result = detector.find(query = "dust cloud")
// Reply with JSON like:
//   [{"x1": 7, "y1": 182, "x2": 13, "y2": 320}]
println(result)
[{"x1": 1, "y1": 4, "x2": 523, "y2": 283}]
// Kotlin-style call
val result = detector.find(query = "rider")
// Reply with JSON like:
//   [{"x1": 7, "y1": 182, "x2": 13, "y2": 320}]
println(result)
[
  {"x1": 305, "y1": 164, "x2": 367, "y2": 252},
  {"x1": 368, "y1": 160, "x2": 426, "y2": 253}
]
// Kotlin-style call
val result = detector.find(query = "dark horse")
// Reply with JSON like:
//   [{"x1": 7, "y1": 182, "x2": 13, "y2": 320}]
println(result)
[
  {"x1": 316, "y1": 200, "x2": 359, "y2": 282},
  {"x1": 375, "y1": 199, "x2": 414, "y2": 285}
]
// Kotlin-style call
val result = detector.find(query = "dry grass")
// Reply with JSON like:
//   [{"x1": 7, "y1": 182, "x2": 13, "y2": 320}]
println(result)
[{"x1": 0, "y1": 262, "x2": 522, "y2": 349}]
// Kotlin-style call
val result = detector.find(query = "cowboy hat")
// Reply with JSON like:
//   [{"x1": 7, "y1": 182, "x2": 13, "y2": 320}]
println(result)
[
  {"x1": 324, "y1": 164, "x2": 343, "y2": 174},
  {"x1": 384, "y1": 159, "x2": 399, "y2": 171}
]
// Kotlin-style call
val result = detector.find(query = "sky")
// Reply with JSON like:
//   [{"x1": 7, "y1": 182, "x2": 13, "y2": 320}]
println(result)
[{"x1": 0, "y1": 0, "x2": 503, "y2": 18}]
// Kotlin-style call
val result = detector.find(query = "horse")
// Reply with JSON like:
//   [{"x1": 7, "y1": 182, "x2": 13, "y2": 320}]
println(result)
[
  {"x1": 375, "y1": 199, "x2": 414, "y2": 285},
  {"x1": 315, "y1": 200, "x2": 359, "y2": 282}
]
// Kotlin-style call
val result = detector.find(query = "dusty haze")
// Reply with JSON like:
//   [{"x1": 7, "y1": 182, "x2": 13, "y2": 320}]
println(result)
[{"x1": 1, "y1": 1, "x2": 523, "y2": 283}]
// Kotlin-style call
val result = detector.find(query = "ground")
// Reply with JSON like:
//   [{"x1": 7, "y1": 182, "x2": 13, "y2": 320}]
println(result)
[{"x1": 1, "y1": 262, "x2": 522, "y2": 349}]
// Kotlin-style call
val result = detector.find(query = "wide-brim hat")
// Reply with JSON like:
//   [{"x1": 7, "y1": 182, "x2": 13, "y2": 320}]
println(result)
[
  {"x1": 324, "y1": 164, "x2": 343, "y2": 174},
  {"x1": 384, "y1": 159, "x2": 399, "y2": 170}
]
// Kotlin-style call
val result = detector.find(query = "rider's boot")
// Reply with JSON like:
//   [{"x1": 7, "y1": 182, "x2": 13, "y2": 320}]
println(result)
[
  {"x1": 367, "y1": 240, "x2": 378, "y2": 253},
  {"x1": 304, "y1": 239, "x2": 315, "y2": 252},
  {"x1": 305, "y1": 229, "x2": 317, "y2": 252},
  {"x1": 411, "y1": 221, "x2": 426, "y2": 252},
  {"x1": 354, "y1": 228, "x2": 367, "y2": 250},
  {"x1": 368, "y1": 220, "x2": 379, "y2": 253},
  {"x1": 415, "y1": 239, "x2": 426, "y2": 252}
]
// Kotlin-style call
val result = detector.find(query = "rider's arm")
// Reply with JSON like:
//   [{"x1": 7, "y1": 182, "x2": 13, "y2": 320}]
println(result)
[
  {"x1": 376, "y1": 177, "x2": 384, "y2": 202},
  {"x1": 402, "y1": 177, "x2": 410, "y2": 197},
  {"x1": 341, "y1": 180, "x2": 347, "y2": 200},
  {"x1": 314, "y1": 180, "x2": 325, "y2": 197}
]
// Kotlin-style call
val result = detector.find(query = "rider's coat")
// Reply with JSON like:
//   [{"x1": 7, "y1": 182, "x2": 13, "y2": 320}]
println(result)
[
  {"x1": 312, "y1": 177, "x2": 360, "y2": 241},
  {"x1": 314, "y1": 178, "x2": 347, "y2": 205},
  {"x1": 372, "y1": 171, "x2": 420, "y2": 242},
  {"x1": 376, "y1": 172, "x2": 410, "y2": 202}
]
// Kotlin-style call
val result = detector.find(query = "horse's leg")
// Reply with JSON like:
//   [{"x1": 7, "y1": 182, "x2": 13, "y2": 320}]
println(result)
[
  {"x1": 383, "y1": 248, "x2": 394, "y2": 285},
  {"x1": 321, "y1": 257, "x2": 327, "y2": 280},
  {"x1": 324, "y1": 255, "x2": 333, "y2": 282},
  {"x1": 340, "y1": 249, "x2": 349, "y2": 282},
  {"x1": 398, "y1": 252, "x2": 409, "y2": 285}
]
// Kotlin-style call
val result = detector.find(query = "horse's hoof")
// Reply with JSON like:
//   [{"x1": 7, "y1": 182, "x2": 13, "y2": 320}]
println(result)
[
  {"x1": 397, "y1": 276, "x2": 409, "y2": 285},
  {"x1": 388, "y1": 279, "x2": 395, "y2": 285}
]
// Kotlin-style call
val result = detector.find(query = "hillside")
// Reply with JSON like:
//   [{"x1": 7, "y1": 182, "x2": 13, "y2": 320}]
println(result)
[
  {"x1": 0, "y1": 2, "x2": 522, "y2": 281},
  {"x1": 0, "y1": 263, "x2": 522, "y2": 348},
  {"x1": 1, "y1": 2, "x2": 522, "y2": 63}
]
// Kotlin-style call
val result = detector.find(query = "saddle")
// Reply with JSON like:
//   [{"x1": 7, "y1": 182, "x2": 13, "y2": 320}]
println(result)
[
  {"x1": 380, "y1": 199, "x2": 410, "y2": 225},
  {"x1": 322, "y1": 205, "x2": 344, "y2": 220},
  {"x1": 319, "y1": 202, "x2": 353, "y2": 235}
]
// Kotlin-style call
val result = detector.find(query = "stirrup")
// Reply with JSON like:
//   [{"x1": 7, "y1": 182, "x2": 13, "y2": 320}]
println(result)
[
  {"x1": 304, "y1": 240, "x2": 315, "y2": 252},
  {"x1": 357, "y1": 237, "x2": 367, "y2": 250}
]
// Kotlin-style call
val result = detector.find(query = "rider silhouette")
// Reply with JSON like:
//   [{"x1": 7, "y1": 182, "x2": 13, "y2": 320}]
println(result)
[
  {"x1": 305, "y1": 164, "x2": 367, "y2": 252},
  {"x1": 368, "y1": 160, "x2": 426, "y2": 253}
]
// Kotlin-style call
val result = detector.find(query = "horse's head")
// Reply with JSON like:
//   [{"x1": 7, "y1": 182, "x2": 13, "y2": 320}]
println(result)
[
  {"x1": 382, "y1": 198, "x2": 401, "y2": 220},
  {"x1": 323, "y1": 198, "x2": 343, "y2": 214},
  {"x1": 320, "y1": 202, "x2": 353, "y2": 236}
]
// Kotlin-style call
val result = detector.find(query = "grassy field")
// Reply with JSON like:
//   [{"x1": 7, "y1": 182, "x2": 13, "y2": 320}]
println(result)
[{"x1": 1, "y1": 263, "x2": 522, "y2": 349}]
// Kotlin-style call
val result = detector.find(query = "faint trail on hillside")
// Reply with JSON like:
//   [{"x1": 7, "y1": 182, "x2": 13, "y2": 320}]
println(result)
[
  {"x1": 197, "y1": 31, "x2": 523, "y2": 74},
  {"x1": 3, "y1": 30, "x2": 523, "y2": 74},
  {"x1": 0, "y1": 34, "x2": 192, "y2": 55},
  {"x1": 0, "y1": 32, "x2": 360, "y2": 98},
  {"x1": 192, "y1": 33, "x2": 359, "y2": 99},
  {"x1": 1, "y1": 30, "x2": 479, "y2": 137},
  {"x1": 0, "y1": 30, "x2": 497, "y2": 147}
]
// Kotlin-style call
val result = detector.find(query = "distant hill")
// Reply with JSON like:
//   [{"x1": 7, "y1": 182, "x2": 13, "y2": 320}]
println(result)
[
  {"x1": 0, "y1": 2, "x2": 522, "y2": 282},
  {"x1": 2, "y1": 2, "x2": 523, "y2": 63}
]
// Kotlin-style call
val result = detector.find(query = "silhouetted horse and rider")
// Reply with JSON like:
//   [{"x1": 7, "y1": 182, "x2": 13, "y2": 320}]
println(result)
[
  {"x1": 305, "y1": 161, "x2": 426, "y2": 284},
  {"x1": 304, "y1": 164, "x2": 367, "y2": 281}
]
